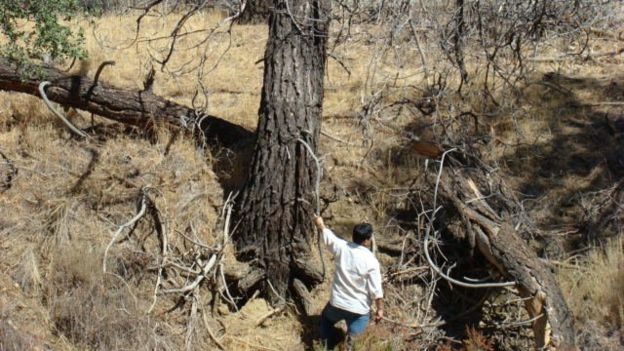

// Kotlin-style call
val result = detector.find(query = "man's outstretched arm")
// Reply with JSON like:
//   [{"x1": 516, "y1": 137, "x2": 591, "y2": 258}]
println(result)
[{"x1": 313, "y1": 216, "x2": 346, "y2": 255}]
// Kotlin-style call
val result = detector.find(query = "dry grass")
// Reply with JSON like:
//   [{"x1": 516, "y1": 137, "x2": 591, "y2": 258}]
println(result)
[
  {"x1": 554, "y1": 238, "x2": 624, "y2": 350},
  {"x1": 46, "y1": 244, "x2": 177, "y2": 350},
  {"x1": 12, "y1": 247, "x2": 42, "y2": 296},
  {"x1": 220, "y1": 298, "x2": 303, "y2": 350},
  {"x1": 351, "y1": 324, "x2": 406, "y2": 351},
  {"x1": 558, "y1": 238, "x2": 624, "y2": 334},
  {"x1": 0, "y1": 271, "x2": 61, "y2": 351},
  {"x1": 73, "y1": 10, "x2": 265, "y2": 129},
  {"x1": 0, "y1": 72, "x2": 225, "y2": 349},
  {"x1": 436, "y1": 328, "x2": 495, "y2": 351},
  {"x1": 0, "y1": 317, "x2": 40, "y2": 351}
]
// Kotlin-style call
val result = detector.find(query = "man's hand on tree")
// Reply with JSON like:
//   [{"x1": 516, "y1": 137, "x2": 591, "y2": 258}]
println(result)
[{"x1": 313, "y1": 215, "x2": 325, "y2": 230}]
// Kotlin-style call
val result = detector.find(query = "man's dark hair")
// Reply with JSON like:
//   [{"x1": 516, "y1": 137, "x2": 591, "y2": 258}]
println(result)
[{"x1": 352, "y1": 223, "x2": 373, "y2": 244}]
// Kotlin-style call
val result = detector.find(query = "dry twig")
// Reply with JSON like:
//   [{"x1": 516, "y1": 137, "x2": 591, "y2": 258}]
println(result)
[{"x1": 103, "y1": 191, "x2": 148, "y2": 273}]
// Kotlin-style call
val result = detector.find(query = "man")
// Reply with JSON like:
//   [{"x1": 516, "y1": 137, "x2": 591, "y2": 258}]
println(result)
[{"x1": 313, "y1": 216, "x2": 384, "y2": 350}]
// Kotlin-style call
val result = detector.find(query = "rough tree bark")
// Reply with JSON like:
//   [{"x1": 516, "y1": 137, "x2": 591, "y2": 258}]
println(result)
[
  {"x1": 0, "y1": 58, "x2": 251, "y2": 148},
  {"x1": 236, "y1": 0, "x2": 271, "y2": 24},
  {"x1": 234, "y1": 0, "x2": 330, "y2": 301}
]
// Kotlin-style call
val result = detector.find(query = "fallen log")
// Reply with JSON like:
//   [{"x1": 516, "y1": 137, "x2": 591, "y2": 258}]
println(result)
[
  {"x1": 427, "y1": 154, "x2": 576, "y2": 350},
  {"x1": 0, "y1": 58, "x2": 252, "y2": 148}
]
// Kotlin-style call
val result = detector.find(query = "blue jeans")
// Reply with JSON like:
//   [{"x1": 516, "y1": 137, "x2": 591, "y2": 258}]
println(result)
[{"x1": 319, "y1": 303, "x2": 369, "y2": 350}]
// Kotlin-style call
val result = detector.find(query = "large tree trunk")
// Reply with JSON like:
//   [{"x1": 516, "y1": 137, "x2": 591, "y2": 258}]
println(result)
[
  {"x1": 0, "y1": 58, "x2": 251, "y2": 149},
  {"x1": 234, "y1": 0, "x2": 330, "y2": 301}
]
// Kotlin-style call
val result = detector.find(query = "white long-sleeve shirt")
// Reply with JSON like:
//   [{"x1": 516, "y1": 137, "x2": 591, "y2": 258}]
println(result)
[{"x1": 322, "y1": 227, "x2": 383, "y2": 315}]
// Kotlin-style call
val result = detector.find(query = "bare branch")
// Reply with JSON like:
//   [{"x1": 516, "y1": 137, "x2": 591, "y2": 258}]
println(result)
[
  {"x1": 39, "y1": 81, "x2": 88, "y2": 138},
  {"x1": 103, "y1": 192, "x2": 148, "y2": 273},
  {"x1": 161, "y1": 255, "x2": 217, "y2": 294}
]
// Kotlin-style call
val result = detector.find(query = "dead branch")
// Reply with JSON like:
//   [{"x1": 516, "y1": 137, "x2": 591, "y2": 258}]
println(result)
[
  {"x1": 226, "y1": 336, "x2": 280, "y2": 351},
  {"x1": 424, "y1": 149, "x2": 516, "y2": 289},
  {"x1": 291, "y1": 279, "x2": 313, "y2": 316},
  {"x1": 103, "y1": 191, "x2": 148, "y2": 273},
  {"x1": 217, "y1": 196, "x2": 240, "y2": 311},
  {"x1": 255, "y1": 305, "x2": 286, "y2": 327},
  {"x1": 87, "y1": 60, "x2": 116, "y2": 99},
  {"x1": 583, "y1": 179, "x2": 624, "y2": 242},
  {"x1": 428, "y1": 160, "x2": 576, "y2": 349},
  {"x1": 148, "y1": 190, "x2": 168, "y2": 314},
  {"x1": 161, "y1": 255, "x2": 217, "y2": 294},
  {"x1": 584, "y1": 27, "x2": 624, "y2": 41},
  {"x1": 39, "y1": 81, "x2": 88, "y2": 138},
  {"x1": 297, "y1": 137, "x2": 326, "y2": 281},
  {"x1": 529, "y1": 47, "x2": 624, "y2": 62},
  {"x1": 221, "y1": 191, "x2": 237, "y2": 247},
  {"x1": 177, "y1": 230, "x2": 213, "y2": 250},
  {"x1": 297, "y1": 138, "x2": 322, "y2": 215},
  {"x1": 381, "y1": 316, "x2": 446, "y2": 330},
  {"x1": 494, "y1": 313, "x2": 545, "y2": 329},
  {"x1": 201, "y1": 308, "x2": 225, "y2": 350},
  {"x1": 320, "y1": 130, "x2": 362, "y2": 147},
  {"x1": 219, "y1": 263, "x2": 239, "y2": 312},
  {"x1": 236, "y1": 267, "x2": 264, "y2": 292},
  {"x1": 186, "y1": 293, "x2": 200, "y2": 351}
]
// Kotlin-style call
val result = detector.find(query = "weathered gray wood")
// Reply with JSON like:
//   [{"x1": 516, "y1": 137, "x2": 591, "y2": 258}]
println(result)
[
  {"x1": 292, "y1": 279, "x2": 313, "y2": 316},
  {"x1": 238, "y1": 269, "x2": 265, "y2": 292},
  {"x1": 491, "y1": 223, "x2": 575, "y2": 349},
  {"x1": 293, "y1": 258, "x2": 324, "y2": 286}
]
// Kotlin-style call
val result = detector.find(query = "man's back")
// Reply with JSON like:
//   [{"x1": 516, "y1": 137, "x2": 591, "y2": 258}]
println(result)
[
  {"x1": 322, "y1": 228, "x2": 383, "y2": 315},
  {"x1": 314, "y1": 217, "x2": 385, "y2": 349}
]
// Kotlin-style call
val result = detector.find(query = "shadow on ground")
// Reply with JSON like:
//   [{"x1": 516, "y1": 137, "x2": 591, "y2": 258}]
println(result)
[{"x1": 504, "y1": 72, "x2": 624, "y2": 247}]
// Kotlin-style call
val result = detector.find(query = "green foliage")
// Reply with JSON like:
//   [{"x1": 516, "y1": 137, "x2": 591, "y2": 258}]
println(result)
[{"x1": 0, "y1": 0, "x2": 87, "y2": 68}]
